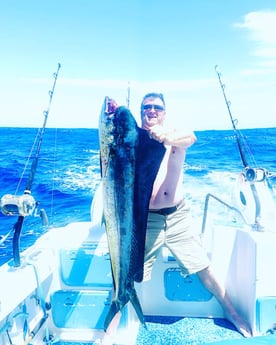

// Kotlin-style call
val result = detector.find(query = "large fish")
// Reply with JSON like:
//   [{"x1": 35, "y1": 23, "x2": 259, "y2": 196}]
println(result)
[{"x1": 99, "y1": 97, "x2": 165, "y2": 331}]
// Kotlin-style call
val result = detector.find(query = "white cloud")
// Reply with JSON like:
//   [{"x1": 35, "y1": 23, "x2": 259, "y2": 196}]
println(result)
[{"x1": 235, "y1": 10, "x2": 276, "y2": 64}]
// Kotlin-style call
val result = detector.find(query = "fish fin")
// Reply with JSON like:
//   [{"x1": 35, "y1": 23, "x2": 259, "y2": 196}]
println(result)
[
  {"x1": 101, "y1": 213, "x2": 105, "y2": 227},
  {"x1": 100, "y1": 153, "x2": 103, "y2": 177}
]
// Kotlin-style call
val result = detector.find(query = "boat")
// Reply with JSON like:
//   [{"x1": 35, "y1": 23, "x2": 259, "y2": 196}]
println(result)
[
  {"x1": 1, "y1": 165, "x2": 276, "y2": 345},
  {"x1": 1, "y1": 67, "x2": 276, "y2": 345}
]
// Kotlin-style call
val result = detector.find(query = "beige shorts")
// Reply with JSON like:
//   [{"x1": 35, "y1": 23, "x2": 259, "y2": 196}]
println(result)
[{"x1": 143, "y1": 200, "x2": 210, "y2": 281}]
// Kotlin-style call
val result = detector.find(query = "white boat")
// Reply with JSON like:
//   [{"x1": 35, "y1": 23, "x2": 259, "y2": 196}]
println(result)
[
  {"x1": 1, "y1": 65, "x2": 276, "y2": 344},
  {"x1": 1, "y1": 167, "x2": 276, "y2": 345}
]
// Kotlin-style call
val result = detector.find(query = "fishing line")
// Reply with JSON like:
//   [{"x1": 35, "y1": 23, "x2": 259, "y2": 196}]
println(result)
[
  {"x1": 48, "y1": 127, "x2": 59, "y2": 226},
  {"x1": 15, "y1": 129, "x2": 41, "y2": 195}
]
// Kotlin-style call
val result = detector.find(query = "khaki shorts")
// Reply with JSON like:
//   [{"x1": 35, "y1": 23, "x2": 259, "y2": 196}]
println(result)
[{"x1": 143, "y1": 200, "x2": 210, "y2": 281}]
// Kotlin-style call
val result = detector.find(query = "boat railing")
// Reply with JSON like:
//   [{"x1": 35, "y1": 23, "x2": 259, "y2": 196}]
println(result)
[{"x1": 201, "y1": 193, "x2": 248, "y2": 234}]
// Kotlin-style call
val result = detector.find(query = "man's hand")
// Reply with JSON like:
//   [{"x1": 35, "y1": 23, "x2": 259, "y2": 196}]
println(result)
[
  {"x1": 146, "y1": 125, "x2": 196, "y2": 148},
  {"x1": 147, "y1": 125, "x2": 167, "y2": 143}
]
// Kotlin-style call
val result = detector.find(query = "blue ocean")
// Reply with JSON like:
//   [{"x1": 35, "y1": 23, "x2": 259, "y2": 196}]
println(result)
[{"x1": 1, "y1": 126, "x2": 276, "y2": 266}]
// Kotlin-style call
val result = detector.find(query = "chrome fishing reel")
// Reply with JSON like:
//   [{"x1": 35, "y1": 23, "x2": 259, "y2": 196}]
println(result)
[
  {"x1": 0, "y1": 191, "x2": 48, "y2": 225},
  {"x1": 244, "y1": 167, "x2": 268, "y2": 183},
  {"x1": 0, "y1": 191, "x2": 36, "y2": 217}
]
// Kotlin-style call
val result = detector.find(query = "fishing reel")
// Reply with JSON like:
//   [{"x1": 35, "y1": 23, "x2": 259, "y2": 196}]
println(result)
[
  {"x1": 244, "y1": 167, "x2": 268, "y2": 183},
  {"x1": 1, "y1": 191, "x2": 38, "y2": 217},
  {"x1": 1, "y1": 191, "x2": 48, "y2": 225}
]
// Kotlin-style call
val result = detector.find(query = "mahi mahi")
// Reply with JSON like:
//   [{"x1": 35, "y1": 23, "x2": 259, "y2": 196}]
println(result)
[{"x1": 99, "y1": 96, "x2": 165, "y2": 331}]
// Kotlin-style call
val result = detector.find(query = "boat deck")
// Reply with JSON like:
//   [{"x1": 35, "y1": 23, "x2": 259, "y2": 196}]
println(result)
[
  {"x1": 37, "y1": 221, "x2": 276, "y2": 344},
  {"x1": 2, "y1": 217, "x2": 276, "y2": 345},
  {"x1": 52, "y1": 314, "x2": 276, "y2": 345}
]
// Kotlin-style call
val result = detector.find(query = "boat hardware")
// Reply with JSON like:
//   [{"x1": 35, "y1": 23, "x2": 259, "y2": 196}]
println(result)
[{"x1": 201, "y1": 193, "x2": 248, "y2": 234}]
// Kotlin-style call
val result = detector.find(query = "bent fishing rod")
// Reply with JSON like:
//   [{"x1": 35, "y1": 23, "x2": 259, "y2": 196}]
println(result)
[
  {"x1": 214, "y1": 65, "x2": 264, "y2": 230},
  {"x1": 0, "y1": 63, "x2": 61, "y2": 266}
]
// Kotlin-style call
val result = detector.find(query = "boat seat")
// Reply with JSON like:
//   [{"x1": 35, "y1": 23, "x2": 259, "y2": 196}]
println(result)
[{"x1": 59, "y1": 243, "x2": 112, "y2": 288}]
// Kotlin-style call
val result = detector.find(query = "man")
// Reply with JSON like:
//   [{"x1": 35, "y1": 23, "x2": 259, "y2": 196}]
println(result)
[{"x1": 140, "y1": 92, "x2": 251, "y2": 338}]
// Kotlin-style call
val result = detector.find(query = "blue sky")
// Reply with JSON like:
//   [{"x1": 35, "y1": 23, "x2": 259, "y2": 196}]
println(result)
[{"x1": 0, "y1": 0, "x2": 275, "y2": 129}]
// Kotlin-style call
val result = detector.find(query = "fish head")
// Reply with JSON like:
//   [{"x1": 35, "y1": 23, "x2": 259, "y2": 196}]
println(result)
[
  {"x1": 99, "y1": 97, "x2": 138, "y2": 177},
  {"x1": 99, "y1": 96, "x2": 138, "y2": 146},
  {"x1": 112, "y1": 106, "x2": 138, "y2": 146},
  {"x1": 104, "y1": 96, "x2": 118, "y2": 115},
  {"x1": 99, "y1": 96, "x2": 118, "y2": 126}
]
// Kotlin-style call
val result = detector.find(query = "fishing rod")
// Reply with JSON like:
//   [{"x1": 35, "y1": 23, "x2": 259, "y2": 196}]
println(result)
[
  {"x1": 214, "y1": 65, "x2": 263, "y2": 230},
  {"x1": 126, "y1": 81, "x2": 130, "y2": 108},
  {"x1": 214, "y1": 66, "x2": 249, "y2": 168},
  {"x1": 0, "y1": 63, "x2": 61, "y2": 266}
]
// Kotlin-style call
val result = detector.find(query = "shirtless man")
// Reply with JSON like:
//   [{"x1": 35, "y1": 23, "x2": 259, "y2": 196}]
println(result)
[{"x1": 140, "y1": 92, "x2": 252, "y2": 338}]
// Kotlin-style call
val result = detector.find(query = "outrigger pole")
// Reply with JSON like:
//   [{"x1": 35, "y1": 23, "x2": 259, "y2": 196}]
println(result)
[
  {"x1": 0, "y1": 63, "x2": 61, "y2": 266},
  {"x1": 214, "y1": 65, "x2": 262, "y2": 230}
]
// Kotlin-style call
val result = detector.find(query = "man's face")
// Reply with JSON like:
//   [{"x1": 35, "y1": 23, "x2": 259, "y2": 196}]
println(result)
[{"x1": 141, "y1": 97, "x2": 166, "y2": 129}]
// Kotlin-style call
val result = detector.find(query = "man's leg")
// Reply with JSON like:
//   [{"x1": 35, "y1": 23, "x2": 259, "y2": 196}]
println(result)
[{"x1": 197, "y1": 266, "x2": 252, "y2": 338}]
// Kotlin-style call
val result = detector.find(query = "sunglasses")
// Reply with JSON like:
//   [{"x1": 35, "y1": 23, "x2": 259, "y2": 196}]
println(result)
[{"x1": 142, "y1": 104, "x2": 165, "y2": 112}]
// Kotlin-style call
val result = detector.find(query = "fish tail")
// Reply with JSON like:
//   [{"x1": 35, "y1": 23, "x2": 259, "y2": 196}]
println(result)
[
  {"x1": 104, "y1": 289, "x2": 147, "y2": 332},
  {"x1": 129, "y1": 288, "x2": 147, "y2": 329},
  {"x1": 104, "y1": 300, "x2": 120, "y2": 332}
]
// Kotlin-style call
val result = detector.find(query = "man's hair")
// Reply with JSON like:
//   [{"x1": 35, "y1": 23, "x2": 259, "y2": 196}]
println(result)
[{"x1": 140, "y1": 93, "x2": 165, "y2": 115}]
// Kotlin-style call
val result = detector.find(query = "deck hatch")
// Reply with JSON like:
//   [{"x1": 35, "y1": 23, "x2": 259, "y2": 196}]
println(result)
[
  {"x1": 59, "y1": 245, "x2": 112, "y2": 287},
  {"x1": 164, "y1": 268, "x2": 213, "y2": 301},
  {"x1": 51, "y1": 290, "x2": 111, "y2": 329}
]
